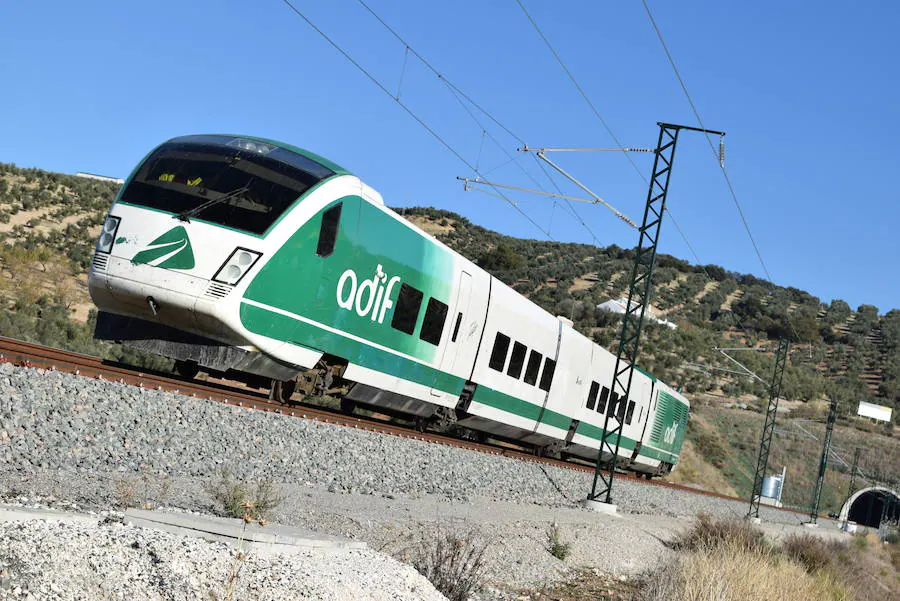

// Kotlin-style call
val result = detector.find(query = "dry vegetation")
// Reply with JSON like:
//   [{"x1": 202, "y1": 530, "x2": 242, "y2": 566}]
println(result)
[{"x1": 636, "y1": 516, "x2": 895, "y2": 601}]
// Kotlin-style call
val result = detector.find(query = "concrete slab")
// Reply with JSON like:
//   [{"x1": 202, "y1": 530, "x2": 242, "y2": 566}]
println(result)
[
  {"x1": 124, "y1": 509, "x2": 366, "y2": 556},
  {"x1": 581, "y1": 499, "x2": 619, "y2": 516},
  {"x1": 0, "y1": 504, "x2": 99, "y2": 525}
]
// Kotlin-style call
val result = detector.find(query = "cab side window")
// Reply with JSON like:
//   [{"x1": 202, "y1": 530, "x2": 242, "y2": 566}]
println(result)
[{"x1": 316, "y1": 203, "x2": 342, "y2": 257}]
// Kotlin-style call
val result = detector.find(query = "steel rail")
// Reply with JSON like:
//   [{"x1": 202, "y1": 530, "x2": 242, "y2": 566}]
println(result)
[{"x1": 0, "y1": 336, "x2": 832, "y2": 521}]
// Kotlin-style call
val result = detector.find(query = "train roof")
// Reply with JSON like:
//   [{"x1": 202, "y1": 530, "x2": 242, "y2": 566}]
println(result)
[{"x1": 167, "y1": 134, "x2": 352, "y2": 177}]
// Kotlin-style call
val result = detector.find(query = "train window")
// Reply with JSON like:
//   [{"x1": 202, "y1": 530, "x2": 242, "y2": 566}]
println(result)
[
  {"x1": 523, "y1": 350, "x2": 542, "y2": 385},
  {"x1": 488, "y1": 332, "x2": 511, "y2": 371},
  {"x1": 625, "y1": 400, "x2": 636, "y2": 425},
  {"x1": 316, "y1": 203, "x2": 342, "y2": 257},
  {"x1": 507, "y1": 342, "x2": 527, "y2": 379},
  {"x1": 451, "y1": 312, "x2": 463, "y2": 342},
  {"x1": 596, "y1": 386, "x2": 610, "y2": 414},
  {"x1": 586, "y1": 381, "x2": 600, "y2": 410},
  {"x1": 419, "y1": 298, "x2": 449, "y2": 345},
  {"x1": 616, "y1": 396, "x2": 627, "y2": 422},
  {"x1": 538, "y1": 358, "x2": 556, "y2": 392},
  {"x1": 390, "y1": 283, "x2": 424, "y2": 335}
]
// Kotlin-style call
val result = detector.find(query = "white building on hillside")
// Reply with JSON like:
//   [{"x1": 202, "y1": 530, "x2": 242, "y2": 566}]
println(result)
[
  {"x1": 75, "y1": 172, "x2": 124, "y2": 185},
  {"x1": 597, "y1": 297, "x2": 678, "y2": 330}
]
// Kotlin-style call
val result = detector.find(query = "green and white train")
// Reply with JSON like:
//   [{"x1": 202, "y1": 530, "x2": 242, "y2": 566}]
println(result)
[{"x1": 89, "y1": 134, "x2": 689, "y2": 476}]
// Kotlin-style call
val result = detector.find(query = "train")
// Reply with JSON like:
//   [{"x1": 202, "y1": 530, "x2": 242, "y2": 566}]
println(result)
[{"x1": 88, "y1": 134, "x2": 688, "y2": 477}]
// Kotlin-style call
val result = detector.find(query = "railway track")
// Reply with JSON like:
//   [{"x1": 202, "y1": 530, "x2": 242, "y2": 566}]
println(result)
[{"x1": 0, "y1": 336, "x2": 826, "y2": 520}]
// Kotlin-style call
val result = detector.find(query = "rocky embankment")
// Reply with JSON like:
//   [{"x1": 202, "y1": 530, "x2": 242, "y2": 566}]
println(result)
[{"x1": 0, "y1": 362, "x2": 828, "y2": 599}]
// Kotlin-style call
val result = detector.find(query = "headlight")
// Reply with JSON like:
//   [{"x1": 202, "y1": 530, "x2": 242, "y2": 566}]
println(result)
[
  {"x1": 96, "y1": 216, "x2": 121, "y2": 253},
  {"x1": 213, "y1": 248, "x2": 262, "y2": 285}
]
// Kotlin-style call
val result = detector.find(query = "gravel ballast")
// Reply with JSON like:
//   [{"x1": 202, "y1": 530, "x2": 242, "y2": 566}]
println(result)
[
  {"x1": 0, "y1": 363, "x2": 805, "y2": 522},
  {"x1": 0, "y1": 518, "x2": 445, "y2": 601},
  {"x1": 0, "y1": 362, "x2": 840, "y2": 596}
]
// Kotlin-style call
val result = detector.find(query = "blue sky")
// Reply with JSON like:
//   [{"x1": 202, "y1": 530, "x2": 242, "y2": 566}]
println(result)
[{"x1": 1, "y1": 1, "x2": 897, "y2": 312}]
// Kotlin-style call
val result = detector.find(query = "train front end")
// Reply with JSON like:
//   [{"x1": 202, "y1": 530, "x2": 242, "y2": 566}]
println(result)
[{"x1": 88, "y1": 134, "x2": 344, "y2": 380}]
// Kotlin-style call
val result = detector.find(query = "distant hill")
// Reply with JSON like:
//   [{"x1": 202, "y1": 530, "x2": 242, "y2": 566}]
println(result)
[{"x1": 0, "y1": 162, "x2": 897, "y2": 508}]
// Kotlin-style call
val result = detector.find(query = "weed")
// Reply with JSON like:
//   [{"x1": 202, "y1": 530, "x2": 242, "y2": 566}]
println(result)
[
  {"x1": 780, "y1": 533, "x2": 833, "y2": 574},
  {"x1": 204, "y1": 469, "x2": 283, "y2": 522},
  {"x1": 673, "y1": 513, "x2": 767, "y2": 554},
  {"x1": 113, "y1": 471, "x2": 173, "y2": 509},
  {"x1": 412, "y1": 530, "x2": 489, "y2": 601},
  {"x1": 546, "y1": 522, "x2": 571, "y2": 561}
]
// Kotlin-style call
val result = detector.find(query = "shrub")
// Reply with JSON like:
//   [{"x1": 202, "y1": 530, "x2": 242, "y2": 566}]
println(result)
[
  {"x1": 781, "y1": 533, "x2": 833, "y2": 573},
  {"x1": 546, "y1": 522, "x2": 571, "y2": 560},
  {"x1": 412, "y1": 531, "x2": 488, "y2": 601},
  {"x1": 204, "y1": 469, "x2": 283, "y2": 522},
  {"x1": 673, "y1": 514, "x2": 767, "y2": 554}
]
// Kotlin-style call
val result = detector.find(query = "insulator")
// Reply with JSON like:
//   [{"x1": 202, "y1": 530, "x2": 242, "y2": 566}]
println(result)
[{"x1": 718, "y1": 136, "x2": 726, "y2": 167}]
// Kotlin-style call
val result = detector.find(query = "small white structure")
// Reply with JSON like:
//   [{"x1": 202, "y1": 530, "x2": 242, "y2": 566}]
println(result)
[
  {"x1": 759, "y1": 466, "x2": 786, "y2": 507},
  {"x1": 857, "y1": 401, "x2": 893, "y2": 423},
  {"x1": 75, "y1": 172, "x2": 124, "y2": 185},
  {"x1": 597, "y1": 298, "x2": 677, "y2": 329}
]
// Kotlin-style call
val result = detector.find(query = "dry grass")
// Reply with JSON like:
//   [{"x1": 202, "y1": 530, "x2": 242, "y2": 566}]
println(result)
[
  {"x1": 411, "y1": 530, "x2": 488, "y2": 601},
  {"x1": 664, "y1": 440, "x2": 738, "y2": 496},
  {"x1": 204, "y1": 470, "x2": 283, "y2": 522},
  {"x1": 632, "y1": 515, "x2": 900, "y2": 601},
  {"x1": 546, "y1": 522, "x2": 571, "y2": 561},
  {"x1": 672, "y1": 513, "x2": 766, "y2": 554},
  {"x1": 781, "y1": 533, "x2": 837, "y2": 573},
  {"x1": 636, "y1": 541, "x2": 851, "y2": 601}
]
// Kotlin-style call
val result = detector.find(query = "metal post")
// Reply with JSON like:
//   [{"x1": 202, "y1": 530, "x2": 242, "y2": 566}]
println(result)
[
  {"x1": 587, "y1": 122, "x2": 724, "y2": 506},
  {"x1": 848, "y1": 447, "x2": 862, "y2": 498},
  {"x1": 808, "y1": 397, "x2": 838, "y2": 524},
  {"x1": 747, "y1": 339, "x2": 790, "y2": 519}
]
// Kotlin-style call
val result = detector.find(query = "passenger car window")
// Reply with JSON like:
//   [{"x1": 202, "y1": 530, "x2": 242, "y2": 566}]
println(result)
[
  {"x1": 523, "y1": 350, "x2": 542, "y2": 385},
  {"x1": 538, "y1": 358, "x2": 556, "y2": 392},
  {"x1": 507, "y1": 342, "x2": 527, "y2": 379},
  {"x1": 586, "y1": 381, "x2": 600, "y2": 410},
  {"x1": 390, "y1": 283, "x2": 423, "y2": 335},
  {"x1": 488, "y1": 332, "x2": 511, "y2": 371},
  {"x1": 419, "y1": 298, "x2": 449, "y2": 345}
]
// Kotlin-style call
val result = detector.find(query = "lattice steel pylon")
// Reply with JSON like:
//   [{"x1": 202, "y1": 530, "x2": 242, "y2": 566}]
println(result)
[
  {"x1": 848, "y1": 447, "x2": 863, "y2": 498},
  {"x1": 747, "y1": 338, "x2": 790, "y2": 519},
  {"x1": 588, "y1": 122, "x2": 724, "y2": 506},
  {"x1": 808, "y1": 396, "x2": 838, "y2": 524}
]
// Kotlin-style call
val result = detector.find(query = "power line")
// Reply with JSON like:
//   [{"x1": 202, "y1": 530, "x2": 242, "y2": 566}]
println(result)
[
  {"x1": 278, "y1": 0, "x2": 554, "y2": 240},
  {"x1": 512, "y1": 0, "x2": 759, "y2": 334},
  {"x1": 640, "y1": 0, "x2": 801, "y2": 343},
  {"x1": 354, "y1": 0, "x2": 605, "y2": 245}
]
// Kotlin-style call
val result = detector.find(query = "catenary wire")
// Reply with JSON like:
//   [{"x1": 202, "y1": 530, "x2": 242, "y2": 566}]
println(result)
[
  {"x1": 360, "y1": 0, "x2": 729, "y2": 262},
  {"x1": 354, "y1": 0, "x2": 604, "y2": 244},
  {"x1": 640, "y1": 0, "x2": 801, "y2": 343},
  {"x1": 513, "y1": 0, "x2": 756, "y2": 337},
  {"x1": 278, "y1": 0, "x2": 554, "y2": 240}
]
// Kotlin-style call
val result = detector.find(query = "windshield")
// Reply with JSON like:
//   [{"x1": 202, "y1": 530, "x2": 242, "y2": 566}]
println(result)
[{"x1": 120, "y1": 137, "x2": 335, "y2": 235}]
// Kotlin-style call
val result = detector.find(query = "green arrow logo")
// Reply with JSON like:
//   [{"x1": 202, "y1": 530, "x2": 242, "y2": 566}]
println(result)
[{"x1": 132, "y1": 226, "x2": 195, "y2": 269}]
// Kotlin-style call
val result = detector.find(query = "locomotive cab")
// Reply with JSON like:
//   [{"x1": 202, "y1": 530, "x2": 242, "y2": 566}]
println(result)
[{"x1": 89, "y1": 135, "x2": 346, "y2": 382}]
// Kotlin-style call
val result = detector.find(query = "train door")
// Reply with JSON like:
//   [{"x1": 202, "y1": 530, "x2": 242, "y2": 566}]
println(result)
[{"x1": 431, "y1": 270, "x2": 473, "y2": 396}]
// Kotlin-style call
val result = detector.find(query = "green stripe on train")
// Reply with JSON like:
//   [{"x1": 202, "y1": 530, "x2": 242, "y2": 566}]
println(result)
[
  {"x1": 242, "y1": 196, "x2": 454, "y2": 363},
  {"x1": 240, "y1": 302, "x2": 465, "y2": 395}
]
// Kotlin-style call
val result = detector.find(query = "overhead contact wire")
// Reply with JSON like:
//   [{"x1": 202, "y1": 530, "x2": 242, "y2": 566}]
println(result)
[
  {"x1": 641, "y1": 0, "x2": 800, "y2": 342},
  {"x1": 278, "y1": 0, "x2": 554, "y2": 240},
  {"x1": 354, "y1": 0, "x2": 606, "y2": 243}
]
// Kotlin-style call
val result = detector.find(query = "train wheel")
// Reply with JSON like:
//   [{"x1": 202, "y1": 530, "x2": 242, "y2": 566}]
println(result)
[
  {"x1": 269, "y1": 378, "x2": 297, "y2": 404},
  {"x1": 339, "y1": 398, "x2": 357, "y2": 415},
  {"x1": 174, "y1": 360, "x2": 199, "y2": 379}
]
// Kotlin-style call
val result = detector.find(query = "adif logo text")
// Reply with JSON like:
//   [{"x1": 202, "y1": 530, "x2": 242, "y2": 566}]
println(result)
[{"x1": 337, "y1": 264, "x2": 401, "y2": 323}]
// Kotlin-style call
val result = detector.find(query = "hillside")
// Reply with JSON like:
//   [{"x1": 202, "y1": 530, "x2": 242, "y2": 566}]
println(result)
[{"x1": 0, "y1": 162, "x2": 897, "y2": 513}]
